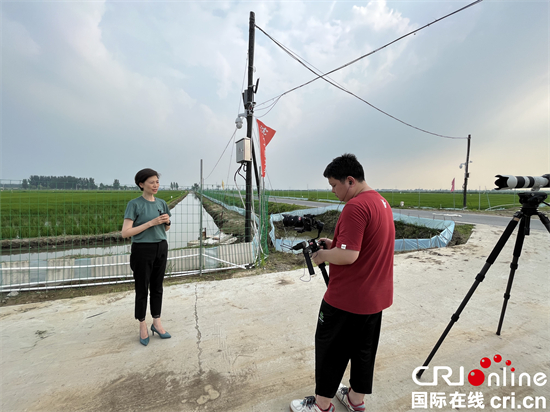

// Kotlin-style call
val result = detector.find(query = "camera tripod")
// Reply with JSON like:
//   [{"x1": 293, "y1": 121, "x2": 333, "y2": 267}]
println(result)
[{"x1": 417, "y1": 191, "x2": 550, "y2": 378}]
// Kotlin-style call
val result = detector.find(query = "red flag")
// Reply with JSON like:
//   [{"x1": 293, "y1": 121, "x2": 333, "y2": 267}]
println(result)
[
  {"x1": 256, "y1": 119, "x2": 276, "y2": 177},
  {"x1": 451, "y1": 178, "x2": 455, "y2": 192}
]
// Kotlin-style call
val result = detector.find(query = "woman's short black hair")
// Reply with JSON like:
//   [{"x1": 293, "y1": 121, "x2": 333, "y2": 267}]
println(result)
[
  {"x1": 323, "y1": 153, "x2": 365, "y2": 182},
  {"x1": 135, "y1": 168, "x2": 160, "y2": 191}
]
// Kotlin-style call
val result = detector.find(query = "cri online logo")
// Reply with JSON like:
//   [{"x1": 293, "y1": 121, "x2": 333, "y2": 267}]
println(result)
[
  {"x1": 413, "y1": 354, "x2": 548, "y2": 387},
  {"x1": 469, "y1": 354, "x2": 510, "y2": 386}
]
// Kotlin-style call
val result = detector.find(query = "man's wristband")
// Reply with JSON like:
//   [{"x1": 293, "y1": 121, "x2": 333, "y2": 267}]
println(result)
[{"x1": 165, "y1": 221, "x2": 171, "y2": 226}]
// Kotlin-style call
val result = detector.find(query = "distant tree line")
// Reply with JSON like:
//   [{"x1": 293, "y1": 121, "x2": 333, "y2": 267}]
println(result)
[
  {"x1": 23, "y1": 175, "x2": 99, "y2": 190},
  {"x1": 16, "y1": 176, "x2": 181, "y2": 191}
]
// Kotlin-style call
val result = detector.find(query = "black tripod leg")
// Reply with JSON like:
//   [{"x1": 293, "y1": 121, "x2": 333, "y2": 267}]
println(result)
[
  {"x1": 496, "y1": 216, "x2": 527, "y2": 335},
  {"x1": 538, "y1": 212, "x2": 550, "y2": 233},
  {"x1": 416, "y1": 214, "x2": 521, "y2": 379}
]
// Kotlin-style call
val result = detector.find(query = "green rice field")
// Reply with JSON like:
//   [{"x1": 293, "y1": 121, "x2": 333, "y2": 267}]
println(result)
[
  {"x1": 0, "y1": 190, "x2": 186, "y2": 240},
  {"x1": 1, "y1": 188, "x2": 543, "y2": 241},
  {"x1": 220, "y1": 189, "x2": 527, "y2": 210}
]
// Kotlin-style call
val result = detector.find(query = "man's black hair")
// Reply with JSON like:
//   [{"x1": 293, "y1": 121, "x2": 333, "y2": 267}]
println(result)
[
  {"x1": 135, "y1": 168, "x2": 160, "y2": 191},
  {"x1": 323, "y1": 153, "x2": 365, "y2": 182}
]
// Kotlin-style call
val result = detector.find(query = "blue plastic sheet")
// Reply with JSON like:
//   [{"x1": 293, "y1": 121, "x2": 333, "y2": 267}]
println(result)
[
  {"x1": 270, "y1": 206, "x2": 455, "y2": 253},
  {"x1": 203, "y1": 195, "x2": 455, "y2": 253}
]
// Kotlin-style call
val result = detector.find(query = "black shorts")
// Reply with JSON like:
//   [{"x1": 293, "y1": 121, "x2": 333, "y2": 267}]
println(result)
[{"x1": 315, "y1": 300, "x2": 382, "y2": 398}]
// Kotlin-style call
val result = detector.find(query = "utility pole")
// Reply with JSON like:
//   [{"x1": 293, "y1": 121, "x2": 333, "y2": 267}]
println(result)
[
  {"x1": 462, "y1": 134, "x2": 471, "y2": 209},
  {"x1": 199, "y1": 159, "x2": 204, "y2": 275},
  {"x1": 244, "y1": 11, "x2": 256, "y2": 242}
]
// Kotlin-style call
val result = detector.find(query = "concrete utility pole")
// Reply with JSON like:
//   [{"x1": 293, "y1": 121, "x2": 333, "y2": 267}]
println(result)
[
  {"x1": 244, "y1": 12, "x2": 255, "y2": 242},
  {"x1": 462, "y1": 134, "x2": 471, "y2": 209},
  {"x1": 244, "y1": 11, "x2": 263, "y2": 242},
  {"x1": 199, "y1": 159, "x2": 204, "y2": 274}
]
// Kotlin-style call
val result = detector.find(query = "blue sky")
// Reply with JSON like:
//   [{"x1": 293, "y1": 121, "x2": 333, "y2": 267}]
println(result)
[{"x1": 1, "y1": 0, "x2": 548, "y2": 190}]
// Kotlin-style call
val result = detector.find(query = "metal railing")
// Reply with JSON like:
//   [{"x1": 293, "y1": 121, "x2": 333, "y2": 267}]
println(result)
[{"x1": 1, "y1": 181, "x2": 261, "y2": 292}]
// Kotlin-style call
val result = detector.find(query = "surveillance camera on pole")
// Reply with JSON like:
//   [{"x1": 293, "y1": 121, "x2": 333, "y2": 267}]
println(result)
[{"x1": 235, "y1": 113, "x2": 246, "y2": 129}]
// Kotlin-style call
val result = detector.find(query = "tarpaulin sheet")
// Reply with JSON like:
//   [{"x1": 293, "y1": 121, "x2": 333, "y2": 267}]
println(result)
[{"x1": 269, "y1": 206, "x2": 455, "y2": 253}]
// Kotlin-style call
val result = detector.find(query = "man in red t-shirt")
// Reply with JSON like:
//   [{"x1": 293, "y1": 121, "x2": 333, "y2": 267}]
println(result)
[{"x1": 290, "y1": 154, "x2": 395, "y2": 412}]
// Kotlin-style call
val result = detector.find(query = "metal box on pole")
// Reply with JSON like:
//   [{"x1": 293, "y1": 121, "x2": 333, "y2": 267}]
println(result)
[{"x1": 236, "y1": 137, "x2": 251, "y2": 163}]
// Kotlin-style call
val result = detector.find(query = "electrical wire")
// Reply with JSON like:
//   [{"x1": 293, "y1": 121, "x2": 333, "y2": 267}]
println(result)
[
  {"x1": 255, "y1": 95, "x2": 284, "y2": 119},
  {"x1": 233, "y1": 163, "x2": 247, "y2": 210},
  {"x1": 255, "y1": 27, "x2": 465, "y2": 139},
  {"x1": 205, "y1": 128, "x2": 238, "y2": 181},
  {"x1": 230, "y1": 156, "x2": 265, "y2": 259},
  {"x1": 225, "y1": 131, "x2": 235, "y2": 190},
  {"x1": 237, "y1": 54, "x2": 248, "y2": 117},
  {"x1": 255, "y1": 0, "x2": 483, "y2": 139},
  {"x1": 261, "y1": 0, "x2": 482, "y2": 92},
  {"x1": 205, "y1": 55, "x2": 249, "y2": 183}
]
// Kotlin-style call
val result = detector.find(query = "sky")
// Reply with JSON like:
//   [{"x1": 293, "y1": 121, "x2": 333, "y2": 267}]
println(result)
[{"x1": 1, "y1": 0, "x2": 549, "y2": 191}]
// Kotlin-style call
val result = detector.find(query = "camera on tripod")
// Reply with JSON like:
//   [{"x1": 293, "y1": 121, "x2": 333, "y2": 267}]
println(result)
[
  {"x1": 282, "y1": 214, "x2": 324, "y2": 235},
  {"x1": 417, "y1": 174, "x2": 550, "y2": 379},
  {"x1": 282, "y1": 214, "x2": 329, "y2": 286}
]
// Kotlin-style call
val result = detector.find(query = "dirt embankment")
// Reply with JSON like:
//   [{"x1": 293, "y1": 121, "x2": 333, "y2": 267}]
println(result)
[
  {"x1": 1, "y1": 194, "x2": 188, "y2": 252},
  {"x1": 201, "y1": 204, "x2": 470, "y2": 248},
  {"x1": 1, "y1": 233, "x2": 128, "y2": 253},
  {"x1": 2, "y1": 193, "x2": 470, "y2": 254},
  {"x1": 200, "y1": 196, "x2": 247, "y2": 242},
  {"x1": 273, "y1": 210, "x2": 471, "y2": 248}
]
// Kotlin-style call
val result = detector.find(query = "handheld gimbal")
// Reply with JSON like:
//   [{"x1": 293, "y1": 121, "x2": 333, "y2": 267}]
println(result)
[{"x1": 283, "y1": 214, "x2": 329, "y2": 286}]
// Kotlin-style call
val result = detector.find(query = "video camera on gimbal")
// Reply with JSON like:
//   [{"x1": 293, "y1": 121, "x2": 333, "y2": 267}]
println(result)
[{"x1": 282, "y1": 214, "x2": 329, "y2": 286}]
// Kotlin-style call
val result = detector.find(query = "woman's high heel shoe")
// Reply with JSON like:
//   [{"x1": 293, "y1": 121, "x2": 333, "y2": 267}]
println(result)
[
  {"x1": 151, "y1": 324, "x2": 171, "y2": 339},
  {"x1": 140, "y1": 334, "x2": 150, "y2": 346}
]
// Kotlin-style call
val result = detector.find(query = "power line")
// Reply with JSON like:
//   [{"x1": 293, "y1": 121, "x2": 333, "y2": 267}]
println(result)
[
  {"x1": 205, "y1": 128, "x2": 238, "y2": 180},
  {"x1": 255, "y1": 0, "x2": 483, "y2": 139},
  {"x1": 205, "y1": 55, "x2": 249, "y2": 182},
  {"x1": 237, "y1": 54, "x2": 248, "y2": 116}
]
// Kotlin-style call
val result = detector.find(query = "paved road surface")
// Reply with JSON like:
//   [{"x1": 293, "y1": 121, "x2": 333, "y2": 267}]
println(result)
[{"x1": 2, "y1": 224, "x2": 548, "y2": 412}]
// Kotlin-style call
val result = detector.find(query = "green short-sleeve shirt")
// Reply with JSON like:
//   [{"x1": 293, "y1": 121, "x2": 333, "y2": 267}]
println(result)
[{"x1": 124, "y1": 196, "x2": 171, "y2": 243}]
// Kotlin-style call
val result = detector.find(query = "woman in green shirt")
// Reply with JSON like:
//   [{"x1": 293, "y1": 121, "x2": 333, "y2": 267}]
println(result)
[{"x1": 122, "y1": 168, "x2": 172, "y2": 346}]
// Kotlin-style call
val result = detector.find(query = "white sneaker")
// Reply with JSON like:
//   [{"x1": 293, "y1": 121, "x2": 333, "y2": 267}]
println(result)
[
  {"x1": 336, "y1": 384, "x2": 365, "y2": 412},
  {"x1": 290, "y1": 396, "x2": 335, "y2": 412}
]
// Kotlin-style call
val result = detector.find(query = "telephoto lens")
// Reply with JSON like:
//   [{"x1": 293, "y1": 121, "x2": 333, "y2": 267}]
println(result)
[{"x1": 494, "y1": 174, "x2": 550, "y2": 190}]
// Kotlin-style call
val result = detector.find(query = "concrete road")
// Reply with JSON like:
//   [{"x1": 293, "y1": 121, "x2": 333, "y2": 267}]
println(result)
[{"x1": 1, "y1": 224, "x2": 549, "y2": 412}]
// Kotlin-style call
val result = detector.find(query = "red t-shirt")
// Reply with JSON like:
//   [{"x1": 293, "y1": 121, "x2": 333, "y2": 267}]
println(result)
[{"x1": 323, "y1": 190, "x2": 394, "y2": 314}]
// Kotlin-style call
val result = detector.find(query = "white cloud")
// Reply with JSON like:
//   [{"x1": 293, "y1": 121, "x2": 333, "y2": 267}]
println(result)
[
  {"x1": 352, "y1": 1, "x2": 411, "y2": 34},
  {"x1": 1, "y1": 1, "x2": 547, "y2": 190},
  {"x1": 2, "y1": 16, "x2": 41, "y2": 57},
  {"x1": 3, "y1": 2, "x2": 202, "y2": 135},
  {"x1": 61, "y1": 2, "x2": 108, "y2": 64}
]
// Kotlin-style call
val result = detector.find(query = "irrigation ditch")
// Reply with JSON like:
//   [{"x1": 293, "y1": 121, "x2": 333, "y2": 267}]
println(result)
[
  {"x1": 1, "y1": 197, "x2": 473, "y2": 306},
  {"x1": 0, "y1": 192, "x2": 472, "y2": 258},
  {"x1": 200, "y1": 198, "x2": 473, "y2": 249}
]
